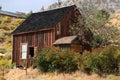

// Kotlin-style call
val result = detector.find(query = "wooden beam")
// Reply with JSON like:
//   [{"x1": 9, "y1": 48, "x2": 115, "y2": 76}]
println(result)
[{"x1": 13, "y1": 28, "x2": 54, "y2": 35}]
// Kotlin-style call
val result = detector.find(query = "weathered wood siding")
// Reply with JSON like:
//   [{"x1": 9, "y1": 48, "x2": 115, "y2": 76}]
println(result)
[
  {"x1": 12, "y1": 29, "x2": 55, "y2": 66},
  {"x1": 71, "y1": 44, "x2": 82, "y2": 53},
  {"x1": 55, "y1": 6, "x2": 76, "y2": 39}
]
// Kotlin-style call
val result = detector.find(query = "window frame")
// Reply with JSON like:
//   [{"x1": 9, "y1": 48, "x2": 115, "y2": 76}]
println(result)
[{"x1": 21, "y1": 43, "x2": 27, "y2": 59}]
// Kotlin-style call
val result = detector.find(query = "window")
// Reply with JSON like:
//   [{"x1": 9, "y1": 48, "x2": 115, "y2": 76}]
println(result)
[
  {"x1": 21, "y1": 43, "x2": 27, "y2": 59},
  {"x1": 60, "y1": 45, "x2": 70, "y2": 50}
]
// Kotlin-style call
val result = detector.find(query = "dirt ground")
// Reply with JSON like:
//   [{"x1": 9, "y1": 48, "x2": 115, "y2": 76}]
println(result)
[{"x1": 4, "y1": 68, "x2": 120, "y2": 80}]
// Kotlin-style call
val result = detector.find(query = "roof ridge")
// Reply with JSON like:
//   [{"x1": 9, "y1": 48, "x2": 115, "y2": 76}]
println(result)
[
  {"x1": 12, "y1": 5, "x2": 77, "y2": 34},
  {"x1": 33, "y1": 5, "x2": 75, "y2": 14}
]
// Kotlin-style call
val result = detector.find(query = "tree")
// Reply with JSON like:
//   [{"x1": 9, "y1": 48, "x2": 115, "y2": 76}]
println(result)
[
  {"x1": 81, "y1": 9, "x2": 111, "y2": 47},
  {"x1": 69, "y1": 11, "x2": 93, "y2": 45},
  {"x1": 25, "y1": 10, "x2": 33, "y2": 18},
  {"x1": 0, "y1": 6, "x2": 2, "y2": 10},
  {"x1": 83, "y1": 9, "x2": 109, "y2": 33},
  {"x1": 58, "y1": 0, "x2": 62, "y2": 7},
  {"x1": 40, "y1": 6, "x2": 44, "y2": 12},
  {"x1": 69, "y1": 5, "x2": 119, "y2": 47}
]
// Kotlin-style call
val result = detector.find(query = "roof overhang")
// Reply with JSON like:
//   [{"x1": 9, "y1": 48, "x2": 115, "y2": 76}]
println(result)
[{"x1": 53, "y1": 36, "x2": 78, "y2": 45}]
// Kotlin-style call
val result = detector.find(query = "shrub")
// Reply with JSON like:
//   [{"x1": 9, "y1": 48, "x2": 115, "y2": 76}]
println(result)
[
  {"x1": 0, "y1": 49, "x2": 6, "y2": 54},
  {"x1": 34, "y1": 47, "x2": 80, "y2": 73},
  {"x1": 0, "y1": 59, "x2": 12, "y2": 76},
  {"x1": 79, "y1": 46, "x2": 120, "y2": 75},
  {"x1": 90, "y1": 35, "x2": 109, "y2": 48},
  {"x1": 34, "y1": 46, "x2": 120, "y2": 75},
  {"x1": 3, "y1": 53, "x2": 12, "y2": 60},
  {"x1": 0, "y1": 75, "x2": 6, "y2": 80},
  {"x1": 0, "y1": 54, "x2": 13, "y2": 77},
  {"x1": 3, "y1": 16, "x2": 11, "y2": 23}
]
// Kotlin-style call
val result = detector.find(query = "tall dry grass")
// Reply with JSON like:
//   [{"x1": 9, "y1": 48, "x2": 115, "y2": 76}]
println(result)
[{"x1": 5, "y1": 68, "x2": 120, "y2": 80}]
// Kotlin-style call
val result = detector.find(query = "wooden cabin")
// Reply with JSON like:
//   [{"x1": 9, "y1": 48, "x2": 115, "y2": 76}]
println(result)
[{"x1": 12, "y1": 5, "x2": 82, "y2": 67}]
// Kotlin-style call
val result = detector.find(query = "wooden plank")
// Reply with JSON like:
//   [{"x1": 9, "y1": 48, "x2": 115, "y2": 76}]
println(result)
[{"x1": 13, "y1": 28, "x2": 54, "y2": 35}]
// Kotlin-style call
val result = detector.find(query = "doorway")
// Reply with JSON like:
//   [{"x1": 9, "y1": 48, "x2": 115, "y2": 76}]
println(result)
[
  {"x1": 29, "y1": 47, "x2": 34, "y2": 57},
  {"x1": 28, "y1": 47, "x2": 34, "y2": 67}
]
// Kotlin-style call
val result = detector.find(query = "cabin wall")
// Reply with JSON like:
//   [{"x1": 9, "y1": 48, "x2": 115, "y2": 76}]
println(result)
[
  {"x1": 12, "y1": 29, "x2": 55, "y2": 66},
  {"x1": 71, "y1": 44, "x2": 82, "y2": 53},
  {"x1": 55, "y1": 7, "x2": 75, "y2": 39},
  {"x1": 83, "y1": 45, "x2": 92, "y2": 52}
]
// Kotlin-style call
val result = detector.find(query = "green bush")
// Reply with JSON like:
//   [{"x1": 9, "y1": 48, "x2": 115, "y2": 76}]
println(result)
[
  {"x1": 79, "y1": 46, "x2": 120, "y2": 75},
  {"x1": 34, "y1": 46, "x2": 120, "y2": 75},
  {"x1": 0, "y1": 54, "x2": 13, "y2": 76},
  {"x1": 34, "y1": 47, "x2": 80, "y2": 73},
  {"x1": 90, "y1": 35, "x2": 109, "y2": 48}
]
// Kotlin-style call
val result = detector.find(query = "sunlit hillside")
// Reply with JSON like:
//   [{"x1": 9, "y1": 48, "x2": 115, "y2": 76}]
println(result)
[
  {"x1": 0, "y1": 16, "x2": 24, "y2": 54},
  {"x1": 104, "y1": 12, "x2": 120, "y2": 42},
  {"x1": 48, "y1": 0, "x2": 120, "y2": 13},
  {"x1": 109, "y1": 12, "x2": 120, "y2": 27}
]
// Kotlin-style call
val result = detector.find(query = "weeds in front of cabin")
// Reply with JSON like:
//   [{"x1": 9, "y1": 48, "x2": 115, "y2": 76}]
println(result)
[
  {"x1": 0, "y1": 54, "x2": 13, "y2": 80},
  {"x1": 34, "y1": 46, "x2": 120, "y2": 75},
  {"x1": 80, "y1": 46, "x2": 120, "y2": 75},
  {"x1": 34, "y1": 47, "x2": 80, "y2": 73}
]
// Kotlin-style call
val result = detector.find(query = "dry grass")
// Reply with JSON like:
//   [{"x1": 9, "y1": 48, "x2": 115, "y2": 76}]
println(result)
[
  {"x1": 108, "y1": 12, "x2": 120, "y2": 28},
  {"x1": 4, "y1": 68, "x2": 120, "y2": 80}
]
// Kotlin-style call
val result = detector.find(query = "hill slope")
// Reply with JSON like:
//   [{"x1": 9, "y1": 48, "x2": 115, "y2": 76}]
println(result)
[
  {"x1": 0, "y1": 16, "x2": 24, "y2": 54},
  {"x1": 48, "y1": 0, "x2": 120, "y2": 13}
]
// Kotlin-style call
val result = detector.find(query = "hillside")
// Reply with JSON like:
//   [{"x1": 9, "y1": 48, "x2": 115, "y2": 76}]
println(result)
[
  {"x1": 105, "y1": 12, "x2": 120, "y2": 42},
  {"x1": 0, "y1": 16, "x2": 24, "y2": 54},
  {"x1": 48, "y1": 0, "x2": 120, "y2": 13}
]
